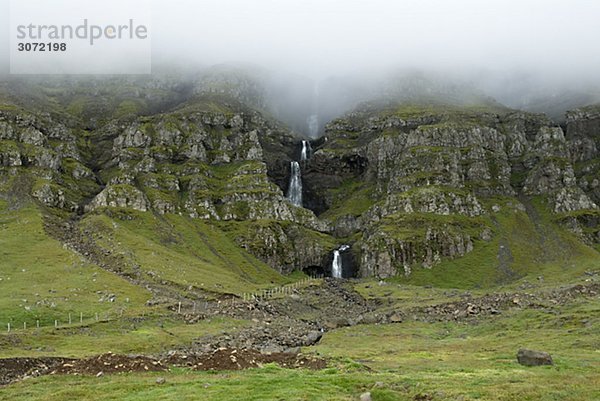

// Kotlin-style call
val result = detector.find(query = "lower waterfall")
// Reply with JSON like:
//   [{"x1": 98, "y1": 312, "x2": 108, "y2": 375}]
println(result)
[
  {"x1": 331, "y1": 245, "x2": 350, "y2": 278},
  {"x1": 286, "y1": 161, "x2": 303, "y2": 207}
]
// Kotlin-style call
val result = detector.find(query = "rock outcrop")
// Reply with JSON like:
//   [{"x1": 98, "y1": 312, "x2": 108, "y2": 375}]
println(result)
[
  {"x1": 303, "y1": 102, "x2": 599, "y2": 277},
  {"x1": 0, "y1": 108, "x2": 99, "y2": 210}
]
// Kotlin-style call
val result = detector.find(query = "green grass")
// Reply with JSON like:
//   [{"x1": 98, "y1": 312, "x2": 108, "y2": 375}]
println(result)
[
  {"x1": 0, "y1": 203, "x2": 151, "y2": 328},
  {"x1": 321, "y1": 180, "x2": 376, "y2": 220},
  {"x1": 0, "y1": 315, "x2": 249, "y2": 359},
  {"x1": 354, "y1": 281, "x2": 469, "y2": 311},
  {"x1": 383, "y1": 102, "x2": 509, "y2": 120},
  {"x1": 312, "y1": 297, "x2": 600, "y2": 400},
  {"x1": 1, "y1": 297, "x2": 597, "y2": 400},
  {"x1": 80, "y1": 209, "x2": 287, "y2": 296},
  {"x1": 0, "y1": 368, "x2": 398, "y2": 401}
]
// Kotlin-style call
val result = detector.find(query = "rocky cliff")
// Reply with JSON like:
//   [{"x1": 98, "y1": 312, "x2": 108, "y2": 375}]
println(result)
[
  {"x1": 1, "y1": 75, "x2": 598, "y2": 284},
  {"x1": 0, "y1": 78, "x2": 336, "y2": 277},
  {"x1": 304, "y1": 102, "x2": 599, "y2": 278}
]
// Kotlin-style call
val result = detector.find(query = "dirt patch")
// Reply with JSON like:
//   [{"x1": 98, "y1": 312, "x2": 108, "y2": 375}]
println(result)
[
  {"x1": 52, "y1": 352, "x2": 166, "y2": 376},
  {"x1": 167, "y1": 348, "x2": 327, "y2": 371},
  {"x1": 0, "y1": 349, "x2": 326, "y2": 385},
  {"x1": 0, "y1": 357, "x2": 74, "y2": 385}
]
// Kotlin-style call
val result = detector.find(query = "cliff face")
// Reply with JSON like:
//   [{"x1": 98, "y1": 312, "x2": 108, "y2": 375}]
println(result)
[
  {"x1": 1, "y1": 76, "x2": 599, "y2": 283},
  {"x1": 304, "y1": 102, "x2": 599, "y2": 278},
  {"x1": 0, "y1": 78, "x2": 336, "y2": 276},
  {"x1": 82, "y1": 97, "x2": 333, "y2": 273},
  {"x1": 0, "y1": 108, "x2": 100, "y2": 211}
]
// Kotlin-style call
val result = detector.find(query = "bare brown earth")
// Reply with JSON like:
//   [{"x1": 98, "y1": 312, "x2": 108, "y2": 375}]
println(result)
[{"x1": 0, "y1": 349, "x2": 326, "y2": 386}]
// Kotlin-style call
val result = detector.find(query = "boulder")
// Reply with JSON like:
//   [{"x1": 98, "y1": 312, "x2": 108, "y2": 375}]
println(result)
[
  {"x1": 359, "y1": 392, "x2": 372, "y2": 401},
  {"x1": 304, "y1": 331, "x2": 323, "y2": 345},
  {"x1": 517, "y1": 348, "x2": 553, "y2": 366}
]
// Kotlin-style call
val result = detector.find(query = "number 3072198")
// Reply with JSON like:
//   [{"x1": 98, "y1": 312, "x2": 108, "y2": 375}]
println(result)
[{"x1": 17, "y1": 43, "x2": 67, "y2": 52}]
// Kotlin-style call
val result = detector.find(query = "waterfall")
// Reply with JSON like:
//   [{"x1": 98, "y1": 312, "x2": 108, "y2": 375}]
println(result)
[
  {"x1": 307, "y1": 115, "x2": 319, "y2": 138},
  {"x1": 286, "y1": 161, "x2": 303, "y2": 207},
  {"x1": 331, "y1": 245, "x2": 350, "y2": 278},
  {"x1": 332, "y1": 250, "x2": 342, "y2": 278},
  {"x1": 300, "y1": 140, "x2": 312, "y2": 161},
  {"x1": 307, "y1": 81, "x2": 320, "y2": 138}
]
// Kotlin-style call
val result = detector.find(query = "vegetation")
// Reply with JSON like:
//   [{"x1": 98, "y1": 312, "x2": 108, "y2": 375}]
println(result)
[
  {"x1": 0, "y1": 203, "x2": 150, "y2": 327},
  {"x1": 79, "y1": 210, "x2": 287, "y2": 296},
  {"x1": 391, "y1": 196, "x2": 598, "y2": 288},
  {"x1": 0, "y1": 284, "x2": 597, "y2": 400}
]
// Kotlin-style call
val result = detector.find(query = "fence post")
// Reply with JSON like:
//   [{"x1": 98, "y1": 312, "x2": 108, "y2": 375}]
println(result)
[
  {"x1": 36, "y1": 320, "x2": 39, "y2": 329},
  {"x1": 80, "y1": 312, "x2": 83, "y2": 324},
  {"x1": 23, "y1": 322, "x2": 26, "y2": 330},
  {"x1": 7, "y1": 323, "x2": 10, "y2": 333},
  {"x1": 55, "y1": 320, "x2": 58, "y2": 328},
  {"x1": 178, "y1": 302, "x2": 181, "y2": 314},
  {"x1": 68, "y1": 313, "x2": 72, "y2": 325}
]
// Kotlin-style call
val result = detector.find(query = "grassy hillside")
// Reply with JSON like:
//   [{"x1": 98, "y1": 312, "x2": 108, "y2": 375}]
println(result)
[
  {"x1": 79, "y1": 209, "x2": 287, "y2": 296},
  {"x1": 0, "y1": 198, "x2": 290, "y2": 333},
  {"x1": 0, "y1": 201, "x2": 150, "y2": 328}
]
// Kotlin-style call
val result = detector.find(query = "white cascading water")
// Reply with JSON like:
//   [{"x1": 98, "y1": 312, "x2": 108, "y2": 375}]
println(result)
[
  {"x1": 307, "y1": 115, "x2": 319, "y2": 138},
  {"x1": 286, "y1": 161, "x2": 303, "y2": 207},
  {"x1": 306, "y1": 82, "x2": 320, "y2": 138},
  {"x1": 331, "y1": 245, "x2": 350, "y2": 278},
  {"x1": 300, "y1": 140, "x2": 312, "y2": 161},
  {"x1": 332, "y1": 250, "x2": 342, "y2": 278}
]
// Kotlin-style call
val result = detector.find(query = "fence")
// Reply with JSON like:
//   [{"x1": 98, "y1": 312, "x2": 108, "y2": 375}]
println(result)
[
  {"x1": 2, "y1": 275, "x2": 324, "y2": 333},
  {"x1": 3, "y1": 309, "x2": 128, "y2": 333},
  {"x1": 240, "y1": 274, "x2": 322, "y2": 302}
]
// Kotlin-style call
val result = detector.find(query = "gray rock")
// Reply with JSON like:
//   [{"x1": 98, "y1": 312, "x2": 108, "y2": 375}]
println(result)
[
  {"x1": 324, "y1": 318, "x2": 349, "y2": 330},
  {"x1": 389, "y1": 313, "x2": 403, "y2": 323},
  {"x1": 517, "y1": 348, "x2": 553, "y2": 366},
  {"x1": 260, "y1": 344, "x2": 284, "y2": 355},
  {"x1": 304, "y1": 331, "x2": 323, "y2": 345},
  {"x1": 359, "y1": 392, "x2": 372, "y2": 401},
  {"x1": 85, "y1": 185, "x2": 150, "y2": 212}
]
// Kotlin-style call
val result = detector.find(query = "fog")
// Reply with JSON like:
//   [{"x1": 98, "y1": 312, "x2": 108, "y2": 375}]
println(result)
[
  {"x1": 149, "y1": 0, "x2": 600, "y2": 77},
  {"x1": 1, "y1": 0, "x2": 600, "y2": 128}
]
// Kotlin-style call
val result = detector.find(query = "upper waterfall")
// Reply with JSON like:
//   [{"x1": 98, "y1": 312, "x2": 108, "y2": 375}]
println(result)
[
  {"x1": 307, "y1": 115, "x2": 319, "y2": 138},
  {"x1": 300, "y1": 140, "x2": 312, "y2": 161}
]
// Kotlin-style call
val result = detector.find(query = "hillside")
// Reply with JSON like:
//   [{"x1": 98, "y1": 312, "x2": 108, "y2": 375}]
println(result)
[
  {"x1": 1, "y1": 74, "x2": 599, "y2": 292},
  {"x1": 0, "y1": 74, "x2": 598, "y2": 401}
]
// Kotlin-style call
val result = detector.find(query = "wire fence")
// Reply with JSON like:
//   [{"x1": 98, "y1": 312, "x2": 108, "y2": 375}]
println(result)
[
  {"x1": 3, "y1": 309, "x2": 128, "y2": 333},
  {"x1": 2, "y1": 275, "x2": 324, "y2": 333},
  {"x1": 240, "y1": 274, "x2": 323, "y2": 302}
]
